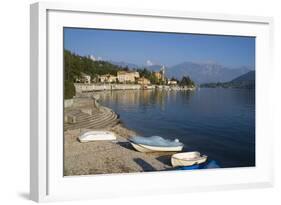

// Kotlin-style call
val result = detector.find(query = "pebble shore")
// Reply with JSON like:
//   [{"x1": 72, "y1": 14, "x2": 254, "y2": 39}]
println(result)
[{"x1": 64, "y1": 124, "x2": 176, "y2": 176}]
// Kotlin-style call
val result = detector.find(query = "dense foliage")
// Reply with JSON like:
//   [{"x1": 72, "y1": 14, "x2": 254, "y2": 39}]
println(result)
[
  {"x1": 64, "y1": 50, "x2": 126, "y2": 98},
  {"x1": 64, "y1": 50, "x2": 124, "y2": 81},
  {"x1": 179, "y1": 76, "x2": 195, "y2": 87},
  {"x1": 64, "y1": 80, "x2": 75, "y2": 99}
]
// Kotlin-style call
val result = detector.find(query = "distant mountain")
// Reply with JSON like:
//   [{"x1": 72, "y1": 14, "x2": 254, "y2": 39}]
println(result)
[
  {"x1": 229, "y1": 70, "x2": 255, "y2": 89},
  {"x1": 110, "y1": 60, "x2": 253, "y2": 84},
  {"x1": 230, "y1": 70, "x2": 255, "y2": 83},
  {"x1": 201, "y1": 71, "x2": 255, "y2": 89},
  {"x1": 110, "y1": 61, "x2": 164, "y2": 72},
  {"x1": 166, "y1": 62, "x2": 252, "y2": 84},
  {"x1": 110, "y1": 61, "x2": 140, "y2": 69}
]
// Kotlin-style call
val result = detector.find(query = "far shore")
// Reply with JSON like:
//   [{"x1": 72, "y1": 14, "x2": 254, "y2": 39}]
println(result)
[{"x1": 74, "y1": 82, "x2": 196, "y2": 94}]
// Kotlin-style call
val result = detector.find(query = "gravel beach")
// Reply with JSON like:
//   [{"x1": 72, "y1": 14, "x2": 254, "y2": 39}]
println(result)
[{"x1": 64, "y1": 124, "x2": 176, "y2": 176}]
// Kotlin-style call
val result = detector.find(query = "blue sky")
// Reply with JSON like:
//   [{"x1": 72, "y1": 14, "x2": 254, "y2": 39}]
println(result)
[{"x1": 64, "y1": 28, "x2": 255, "y2": 68}]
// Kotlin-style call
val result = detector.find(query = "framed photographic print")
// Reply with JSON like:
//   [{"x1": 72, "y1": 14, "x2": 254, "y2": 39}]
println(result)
[{"x1": 30, "y1": 2, "x2": 274, "y2": 202}]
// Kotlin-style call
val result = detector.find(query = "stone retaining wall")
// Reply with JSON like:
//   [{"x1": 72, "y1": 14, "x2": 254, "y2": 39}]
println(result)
[
  {"x1": 74, "y1": 83, "x2": 142, "y2": 93},
  {"x1": 64, "y1": 97, "x2": 97, "y2": 108},
  {"x1": 64, "y1": 99, "x2": 74, "y2": 108}
]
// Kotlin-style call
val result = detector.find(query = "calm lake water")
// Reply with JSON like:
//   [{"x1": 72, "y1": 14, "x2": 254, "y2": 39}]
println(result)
[{"x1": 99, "y1": 88, "x2": 255, "y2": 168}]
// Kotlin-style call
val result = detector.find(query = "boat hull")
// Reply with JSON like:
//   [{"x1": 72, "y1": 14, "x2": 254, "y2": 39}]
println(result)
[
  {"x1": 171, "y1": 152, "x2": 208, "y2": 167},
  {"x1": 130, "y1": 142, "x2": 183, "y2": 153},
  {"x1": 78, "y1": 131, "x2": 116, "y2": 142}
]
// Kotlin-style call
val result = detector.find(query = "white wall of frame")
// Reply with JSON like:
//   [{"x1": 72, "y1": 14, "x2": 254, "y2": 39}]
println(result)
[{"x1": 0, "y1": 0, "x2": 280, "y2": 205}]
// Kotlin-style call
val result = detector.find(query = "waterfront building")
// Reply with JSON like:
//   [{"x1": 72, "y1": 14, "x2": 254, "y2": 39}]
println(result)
[
  {"x1": 98, "y1": 74, "x2": 117, "y2": 83},
  {"x1": 168, "y1": 80, "x2": 178, "y2": 85},
  {"x1": 77, "y1": 72, "x2": 91, "y2": 84},
  {"x1": 154, "y1": 66, "x2": 166, "y2": 81},
  {"x1": 137, "y1": 77, "x2": 151, "y2": 85},
  {"x1": 117, "y1": 71, "x2": 140, "y2": 83}
]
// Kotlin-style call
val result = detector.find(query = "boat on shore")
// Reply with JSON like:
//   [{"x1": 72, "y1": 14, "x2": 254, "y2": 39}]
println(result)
[
  {"x1": 78, "y1": 130, "x2": 116, "y2": 142},
  {"x1": 129, "y1": 136, "x2": 184, "y2": 153},
  {"x1": 171, "y1": 152, "x2": 207, "y2": 167},
  {"x1": 177, "y1": 160, "x2": 220, "y2": 170}
]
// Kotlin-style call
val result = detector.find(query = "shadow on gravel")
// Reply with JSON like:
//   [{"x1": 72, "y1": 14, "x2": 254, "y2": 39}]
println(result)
[
  {"x1": 133, "y1": 158, "x2": 156, "y2": 171},
  {"x1": 116, "y1": 141, "x2": 135, "y2": 151},
  {"x1": 156, "y1": 155, "x2": 172, "y2": 166}
]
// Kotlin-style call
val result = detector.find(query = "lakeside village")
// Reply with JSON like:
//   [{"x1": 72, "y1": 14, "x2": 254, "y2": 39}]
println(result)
[
  {"x1": 74, "y1": 66, "x2": 196, "y2": 94},
  {"x1": 64, "y1": 51, "x2": 205, "y2": 176},
  {"x1": 64, "y1": 50, "x2": 196, "y2": 98}
]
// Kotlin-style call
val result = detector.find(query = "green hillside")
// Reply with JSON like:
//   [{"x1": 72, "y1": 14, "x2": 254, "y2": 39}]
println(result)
[
  {"x1": 64, "y1": 50, "x2": 127, "y2": 99},
  {"x1": 64, "y1": 50, "x2": 196, "y2": 99},
  {"x1": 200, "y1": 71, "x2": 255, "y2": 89}
]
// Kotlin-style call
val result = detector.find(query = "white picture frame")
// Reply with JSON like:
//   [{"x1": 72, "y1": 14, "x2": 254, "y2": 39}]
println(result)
[{"x1": 30, "y1": 2, "x2": 274, "y2": 202}]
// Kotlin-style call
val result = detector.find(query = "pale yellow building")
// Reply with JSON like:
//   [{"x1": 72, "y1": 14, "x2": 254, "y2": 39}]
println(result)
[
  {"x1": 154, "y1": 66, "x2": 166, "y2": 81},
  {"x1": 137, "y1": 77, "x2": 151, "y2": 85},
  {"x1": 98, "y1": 74, "x2": 117, "y2": 83},
  {"x1": 117, "y1": 71, "x2": 140, "y2": 83},
  {"x1": 154, "y1": 72, "x2": 162, "y2": 80}
]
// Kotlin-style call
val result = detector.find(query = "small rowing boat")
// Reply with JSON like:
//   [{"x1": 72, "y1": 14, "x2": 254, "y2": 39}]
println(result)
[
  {"x1": 129, "y1": 136, "x2": 184, "y2": 153},
  {"x1": 78, "y1": 130, "x2": 116, "y2": 142},
  {"x1": 177, "y1": 160, "x2": 220, "y2": 170},
  {"x1": 171, "y1": 152, "x2": 207, "y2": 167}
]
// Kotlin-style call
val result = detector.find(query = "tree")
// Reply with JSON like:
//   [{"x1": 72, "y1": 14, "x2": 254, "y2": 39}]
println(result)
[
  {"x1": 179, "y1": 76, "x2": 195, "y2": 87},
  {"x1": 64, "y1": 80, "x2": 75, "y2": 99},
  {"x1": 63, "y1": 49, "x2": 130, "y2": 98}
]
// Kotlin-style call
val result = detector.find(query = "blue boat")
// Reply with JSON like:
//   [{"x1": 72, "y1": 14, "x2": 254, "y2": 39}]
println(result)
[{"x1": 177, "y1": 160, "x2": 221, "y2": 170}]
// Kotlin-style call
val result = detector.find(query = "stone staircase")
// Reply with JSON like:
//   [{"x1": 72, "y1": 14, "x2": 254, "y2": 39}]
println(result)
[{"x1": 64, "y1": 106, "x2": 120, "y2": 131}]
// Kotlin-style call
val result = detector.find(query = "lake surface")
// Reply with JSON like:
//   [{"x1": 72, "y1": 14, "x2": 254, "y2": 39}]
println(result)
[{"x1": 99, "y1": 88, "x2": 255, "y2": 168}]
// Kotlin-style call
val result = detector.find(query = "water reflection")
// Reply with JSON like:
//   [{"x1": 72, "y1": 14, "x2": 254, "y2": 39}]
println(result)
[
  {"x1": 98, "y1": 88, "x2": 255, "y2": 168},
  {"x1": 98, "y1": 89, "x2": 195, "y2": 111}
]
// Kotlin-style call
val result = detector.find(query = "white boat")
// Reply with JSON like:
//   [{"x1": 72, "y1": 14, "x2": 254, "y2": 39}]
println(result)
[
  {"x1": 78, "y1": 130, "x2": 116, "y2": 142},
  {"x1": 129, "y1": 136, "x2": 184, "y2": 153},
  {"x1": 130, "y1": 142, "x2": 183, "y2": 152},
  {"x1": 171, "y1": 152, "x2": 207, "y2": 167}
]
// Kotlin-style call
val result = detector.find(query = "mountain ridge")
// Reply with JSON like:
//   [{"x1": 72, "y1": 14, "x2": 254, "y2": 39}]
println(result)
[
  {"x1": 166, "y1": 62, "x2": 252, "y2": 84},
  {"x1": 109, "y1": 60, "x2": 253, "y2": 84},
  {"x1": 200, "y1": 71, "x2": 255, "y2": 89}
]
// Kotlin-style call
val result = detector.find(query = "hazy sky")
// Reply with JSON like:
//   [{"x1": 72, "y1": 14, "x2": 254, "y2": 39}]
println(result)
[{"x1": 64, "y1": 28, "x2": 255, "y2": 68}]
